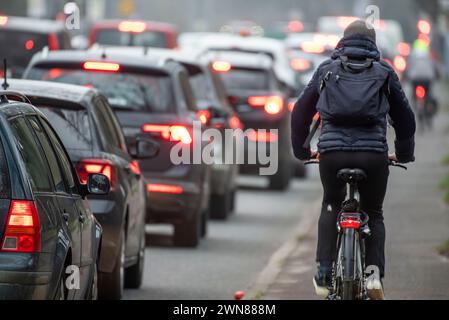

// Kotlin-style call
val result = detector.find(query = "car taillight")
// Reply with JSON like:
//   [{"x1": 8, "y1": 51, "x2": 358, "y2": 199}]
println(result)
[
  {"x1": 197, "y1": 110, "x2": 211, "y2": 125},
  {"x1": 301, "y1": 41, "x2": 325, "y2": 54},
  {"x1": 129, "y1": 160, "x2": 141, "y2": 175},
  {"x1": 247, "y1": 131, "x2": 278, "y2": 142},
  {"x1": 290, "y1": 58, "x2": 311, "y2": 71},
  {"x1": 393, "y1": 56, "x2": 407, "y2": 73},
  {"x1": 415, "y1": 85, "x2": 426, "y2": 100},
  {"x1": 1, "y1": 200, "x2": 41, "y2": 253},
  {"x1": 228, "y1": 115, "x2": 243, "y2": 129},
  {"x1": 83, "y1": 61, "x2": 121, "y2": 72},
  {"x1": 25, "y1": 40, "x2": 34, "y2": 51},
  {"x1": 397, "y1": 42, "x2": 410, "y2": 57},
  {"x1": 48, "y1": 34, "x2": 59, "y2": 51},
  {"x1": 0, "y1": 16, "x2": 8, "y2": 26},
  {"x1": 212, "y1": 61, "x2": 232, "y2": 73},
  {"x1": 248, "y1": 95, "x2": 284, "y2": 115},
  {"x1": 147, "y1": 184, "x2": 183, "y2": 194},
  {"x1": 76, "y1": 159, "x2": 115, "y2": 187},
  {"x1": 340, "y1": 217, "x2": 361, "y2": 229},
  {"x1": 142, "y1": 124, "x2": 192, "y2": 144}
]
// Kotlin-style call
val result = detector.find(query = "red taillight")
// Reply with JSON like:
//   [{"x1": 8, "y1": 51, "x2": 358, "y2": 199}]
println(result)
[
  {"x1": 142, "y1": 124, "x2": 192, "y2": 144},
  {"x1": 0, "y1": 16, "x2": 8, "y2": 26},
  {"x1": 118, "y1": 21, "x2": 147, "y2": 33},
  {"x1": 228, "y1": 115, "x2": 243, "y2": 129},
  {"x1": 290, "y1": 58, "x2": 311, "y2": 71},
  {"x1": 247, "y1": 131, "x2": 278, "y2": 142},
  {"x1": 129, "y1": 160, "x2": 141, "y2": 175},
  {"x1": 340, "y1": 218, "x2": 361, "y2": 229},
  {"x1": 76, "y1": 159, "x2": 115, "y2": 186},
  {"x1": 83, "y1": 61, "x2": 120, "y2": 72},
  {"x1": 393, "y1": 55, "x2": 407, "y2": 72},
  {"x1": 147, "y1": 184, "x2": 183, "y2": 194},
  {"x1": 287, "y1": 20, "x2": 303, "y2": 33},
  {"x1": 212, "y1": 61, "x2": 232, "y2": 73},
  {"x1": 248, "y1": 95, "x2": 284, "y2": 115},
  {"x1": 197, "y1": 110, "x2": 211, "y2": 125},
  {"x1": 1, "y1": 200, "x2": 41, "y2": 253},
  {"x1": 417, "y1": 19, "x2": 431, "y2": 35},
  {"x1": 48, "y1": 34, "x2": 59, "y2": 51},
  {"x1": 397, "y1": 42, "x2": 410, "y2": 57},
  {"x1": 25, "y1": 40, "x2": 34, "y2": 51},
  {"x1": 415, "y1": 85, "x2": 426, "y2": 100}
]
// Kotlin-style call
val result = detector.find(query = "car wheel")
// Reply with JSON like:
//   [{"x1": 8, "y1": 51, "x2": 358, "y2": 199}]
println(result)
[
  {"x1": 125, "y1": 225, "x2": 145, "y2": 289},
  {"x1": 87, "y1": 263, "x2": 98, "y2": 300},
  {"x1": 268, "y1": 158, "x2": 291, "y2": 190},
  {"x1": 98, "y1": 229, "x2": 124, "y2": 300},
  {"x1": 54, "y1": 272, "x2": 67, "y2": 300},
  {"x1": 210, "y1": 192, "x2": 231, "y2": 220},
  {"x1": 174, "y1": 212, "x2": 200, "y2": 247}
]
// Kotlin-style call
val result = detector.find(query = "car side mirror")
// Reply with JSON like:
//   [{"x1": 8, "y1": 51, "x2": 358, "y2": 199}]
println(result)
[
  {"x1": 133, "y1": 137, "x2": 159, "y2": 159},
  {"x1": 87, "y1": 173, "x2": 110, "y2": 195}
]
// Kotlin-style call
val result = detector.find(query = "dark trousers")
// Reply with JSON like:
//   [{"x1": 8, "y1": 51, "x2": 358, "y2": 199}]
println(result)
[{"x1": 317, "y1": 151, "x2": 389, "y2": 278}]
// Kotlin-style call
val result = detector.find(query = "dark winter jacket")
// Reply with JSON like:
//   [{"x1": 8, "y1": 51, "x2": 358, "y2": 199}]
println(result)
[{"x1": 291, "y1": 34, "x2": 416, "y2": 163}]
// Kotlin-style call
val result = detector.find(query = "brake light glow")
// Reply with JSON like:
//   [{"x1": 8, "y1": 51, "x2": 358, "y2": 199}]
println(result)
[
  {"x1": 301, "y1": 41, "x2": 325, "y2": 54},
  {"x1": 228, "y1": 115, "x2": 242, "y2": 129},
  {"x1": 83, "y1": 61, "x2": 120, "y2": 72},
  {"x1": 393, "y1": 55, "x2": 407, "y2": 72},
  {"x1": 197, "y1": 110, "x2": 211, "y2": 125},
  {"x1": 1, "y1": 200, "x2": 41, "y2": 253},
  {"x1": 340, "y1": 218, "x2": 361, "y2": 229},
  {"x1": 415, "y1": 85, "x2": 426, "y2": 99},
  {"x1": 247, "y1": 131, "x2": 278, "y2": 143},
  {"x1": 288, "y1": 101, "x2": 295, "y2": 112},
  {"x1": 290, "y1": 58, "x2": 311, "y2": 71},
  {"x1": 142, "y1": 124, "x2": 192, "y2": 144},
  {"x1": 147, "y1": 183, "x2": 183, "y2": 194},
  {"x1": 248, "y1": 95, "x2": 284, "y2": 115},
  {"x1": 0, "y1": 16, "x2": 8, "y2": 26},
  {"x1": 76, "y1": 159, "x2": 115, "y2": 187},
  {"x1": 212, "y1": 61, "x2": 232, "y2": 73},
  {"x1": 129, "y1": 160, "x2": 141, "y2": 175},
  {"x1": 288, "y1": 20, "x2": 303, "y2": 33},
  {"x1": 417, "y1": 19, "x2": 431, "y2": 35},
  {"x1": 118, "y1": 21, "x2": 147, "y2": 33},
  {"x1": 397, "y1": 42, "x2": 410, "y2": 57}
]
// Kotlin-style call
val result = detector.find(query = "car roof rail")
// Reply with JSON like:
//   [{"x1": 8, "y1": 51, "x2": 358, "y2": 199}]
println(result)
[{"x1": 0, "y1": 91, "x2": 32, "y2": 105}]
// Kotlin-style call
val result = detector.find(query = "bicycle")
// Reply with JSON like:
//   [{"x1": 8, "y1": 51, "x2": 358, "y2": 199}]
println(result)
[{"x1": 305, "y1": 159, "x2": 406, "y2": 300}]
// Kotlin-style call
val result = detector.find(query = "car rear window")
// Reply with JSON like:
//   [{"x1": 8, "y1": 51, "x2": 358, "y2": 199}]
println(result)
[
  {"x1": 189, "y1": 72, "x2": 214, "y2": 108},
  {"x1": 0, "y1": 30, "x2": 48, "y2": 75},
  {"x1": 38, "y1": 106, "x2": 93, "y2": 151},
  {"x1": 218, "y1": 69, "x2": 270, "y2": 91},
  {"x1": 95, "y1": 29, "x2": 168, "y2": 48},
  {"x1": 0, "y1": 137, "x2": 10, "y2": 199},
  {"x1": 28, "y1": 67, "x2": 175, "y2": 113}
]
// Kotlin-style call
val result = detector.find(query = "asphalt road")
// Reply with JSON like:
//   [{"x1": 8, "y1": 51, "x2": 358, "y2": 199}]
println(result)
[{"x1": 123, "y1": 173, "x2": 322, "y2": 300}]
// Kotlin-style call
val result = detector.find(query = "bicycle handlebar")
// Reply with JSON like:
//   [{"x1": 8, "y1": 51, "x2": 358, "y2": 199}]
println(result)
[{"x1": 304, "y1": 159, "x2": 408, "y2": 170}]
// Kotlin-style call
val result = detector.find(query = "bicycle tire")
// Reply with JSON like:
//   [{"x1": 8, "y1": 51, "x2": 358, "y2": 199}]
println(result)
[{"x1": 342, "y1": 280, "x2": 355, "y2": 300}]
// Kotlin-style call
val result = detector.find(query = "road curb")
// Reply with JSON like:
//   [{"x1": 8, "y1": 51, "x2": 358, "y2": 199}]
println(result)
[{"x1": 245, "y1": 198, "x2": 322, "y2": 300}]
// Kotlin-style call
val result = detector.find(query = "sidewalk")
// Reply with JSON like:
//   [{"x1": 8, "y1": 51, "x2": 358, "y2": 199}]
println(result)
[{"x1": 260, "y1": 84, "x2": 449, "y2": 300}]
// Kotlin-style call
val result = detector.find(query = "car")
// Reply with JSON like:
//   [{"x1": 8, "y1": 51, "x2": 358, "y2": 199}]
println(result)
[
  {"x1": 201, "y1": 50, "x2": 297, "y2": 189},
  {"x1": 6, "y1": 79, "x2": 156, "y2": 299},
  {"x1": 88, "y1": 20, "x2": 178, "y2": 49},
  {"x1": 0, "y1": 15, "x2": 72, "y2": 77},
  {"x1": 0, "y1": 89, "x2": 107, "y2": 299},
  {"x1": 24, "y1": 49, "x2": 211, "y2": 248}
]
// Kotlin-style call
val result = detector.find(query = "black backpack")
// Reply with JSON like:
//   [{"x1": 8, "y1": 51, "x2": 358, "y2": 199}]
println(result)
[{"x1": 316, "y1": 56, "x2": 390, "y2": 126}]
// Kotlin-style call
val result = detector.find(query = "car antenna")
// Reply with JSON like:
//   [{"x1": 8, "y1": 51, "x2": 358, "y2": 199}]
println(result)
[{"x1": 2, "y1": 59, "x2": 9, "y2": 90}]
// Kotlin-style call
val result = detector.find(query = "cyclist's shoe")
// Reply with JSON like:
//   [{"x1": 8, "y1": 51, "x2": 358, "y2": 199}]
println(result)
[
  {"x1": 366, "y1": 278, "x2": 385, "y2": 300},
  {"x1": 313, "y1": 266, "x2": 332, "y2": 297}
]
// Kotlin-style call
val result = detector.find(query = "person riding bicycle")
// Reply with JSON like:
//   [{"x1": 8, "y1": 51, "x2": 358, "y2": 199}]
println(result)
[{"x1": 291, "y1": 20, "x2": 416, "y2": 299}]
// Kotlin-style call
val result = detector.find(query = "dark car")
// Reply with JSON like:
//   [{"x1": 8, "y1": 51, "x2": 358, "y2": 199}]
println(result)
[
  {"x1": 24, "y1": 50, "x2": 211, "y2": 248},
  {"x1": 202, "y1": 51, "x2": 295, "y2": 190},
  {"x1": 103, "y1": 47, "x2": 239, "y2": 220},
  {"x1": 89, "y1": 20, "x2": 178, "y2": 49},
  {"x1": 6, "y1": 80, "x2": 156, "y2": 299},
  {"x1": 0, "y1": 16, "x2": 71, "y2": 77},
  {"x1": 0, "y1": 90, "x2": 107, "y2": 299}
]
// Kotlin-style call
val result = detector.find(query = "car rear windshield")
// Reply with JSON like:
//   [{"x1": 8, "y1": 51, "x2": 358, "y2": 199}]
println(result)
[
  {"x1": 189, "y1": 72, "x2": 214, "y2": 108},
  {"x1": 28, "y1": 67, "x2": 175, "y2": 113},
  {"x1": 38, "y1": 106, "x2": 93, "y2": 151},
  {"x1": 0, "y1": 30, "x2": 48, "y2": 74},
  {"x1": 0, "y1": 137, "x2": 10, "y2": 199},
  {"x1": 218, "y1": 69, "x2": 270, "y2": 91},
  {"x1": 95, "y1": 29, "x2": 168, "y2": 48}
]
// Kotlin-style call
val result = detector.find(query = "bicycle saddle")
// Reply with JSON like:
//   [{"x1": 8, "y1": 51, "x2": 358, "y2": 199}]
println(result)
[{"x1": 337, "y1": 168, "x2": 367, "y2": 183}]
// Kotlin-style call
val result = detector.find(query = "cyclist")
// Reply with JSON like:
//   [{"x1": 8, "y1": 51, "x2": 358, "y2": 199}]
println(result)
[{"x1": 291, "y1": 20, "x2": 416, "y2": 299}]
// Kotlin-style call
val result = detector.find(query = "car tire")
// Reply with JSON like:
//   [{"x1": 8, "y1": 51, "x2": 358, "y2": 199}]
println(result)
[
  {"x1": 210, "y1": 192, "x2": 231, "y2": 220},
  {"x1": 98, "y1": 229, "x2": 124, "y2": 300},
  {"x1": 54, "y1": 271, "x2": 68, "y2": 300},
  {"x1": 268, "y1": 158, "x2": 291, "y2": 190},
  {"x1": 87, "y1": 263, "x2": 98, "y2": 300},
  {"x1": 125, "y1": 226, "x2": 145, "y2": 289},
  {"x1": 174, "y1": 212, "x2": 200, "y2": 247}
]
